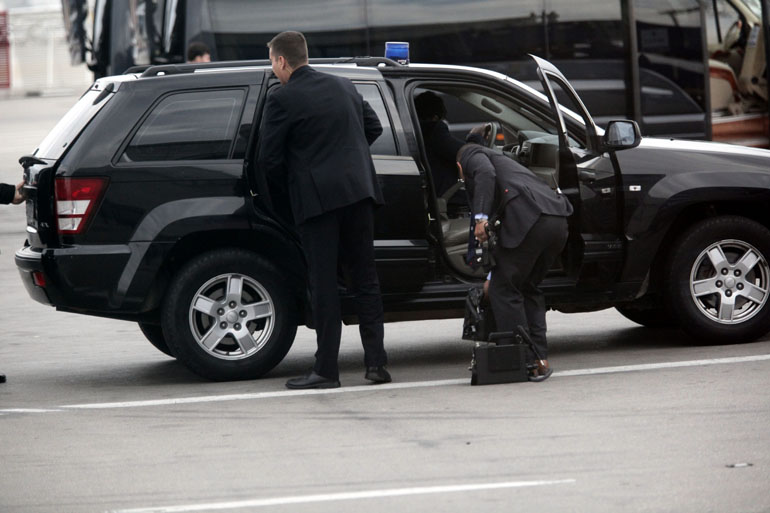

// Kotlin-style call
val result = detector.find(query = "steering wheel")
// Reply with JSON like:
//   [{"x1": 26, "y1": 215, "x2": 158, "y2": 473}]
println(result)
[
  {"x1": 485, "y1": 123, "x2": 498, "y2": 148},
  {"x1": 724, "y1": 19, "x2": 743, "y2": 50}
]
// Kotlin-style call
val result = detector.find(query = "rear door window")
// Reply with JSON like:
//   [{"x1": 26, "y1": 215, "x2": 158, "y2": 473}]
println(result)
[
  {"x1": 121, "y1": 89, "x2": 246, "y2": 162},
  {"x1": 354, "y1": 83, "x2": 397, "y2": 156}
]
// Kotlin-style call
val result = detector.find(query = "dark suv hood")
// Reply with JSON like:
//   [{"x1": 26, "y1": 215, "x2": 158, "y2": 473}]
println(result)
[
  {"x1": 615, "y1": 137, "x2": 770, "y2": 179},
  {"x1": 639, "y1": 137, "x2": 770, "y2": 162}
]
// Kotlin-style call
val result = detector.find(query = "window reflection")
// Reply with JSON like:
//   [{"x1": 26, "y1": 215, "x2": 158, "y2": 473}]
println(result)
[
  {"x1": 189, "y1": 0, "x2": 368, "y2": 60},
  {"x1": 635, "y1": 0, "x2": 707, "y2": 137},
  {"x1": 355, "y1": 83, "x2": 398, "y2": 156}
]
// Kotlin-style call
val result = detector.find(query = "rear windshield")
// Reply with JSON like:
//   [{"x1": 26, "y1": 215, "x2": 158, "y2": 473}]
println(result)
[{"x1": 34, "y1": 86, "x2": 114, "y2": 160}]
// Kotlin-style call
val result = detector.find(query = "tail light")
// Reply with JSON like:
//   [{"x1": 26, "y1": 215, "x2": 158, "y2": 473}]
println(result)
[
  {"x1": 54, "y1": 177, "x2": 107, "y2": 234},
  {"x1": 32, "y1": 271, "x2": 46, "y2": 287}
]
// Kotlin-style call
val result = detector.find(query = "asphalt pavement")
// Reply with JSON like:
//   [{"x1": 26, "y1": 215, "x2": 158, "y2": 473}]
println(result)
[{"x1": 1, "y1": 94, "x2": 769, "y2": 513}]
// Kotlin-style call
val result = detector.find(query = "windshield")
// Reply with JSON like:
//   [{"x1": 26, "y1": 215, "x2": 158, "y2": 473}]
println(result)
[
  {"x1": 34, "y1": 86, "x2": 114, "y2": 160},
  {"x1": 743, "y1": 0, "x2": 761, "y2": 18}
]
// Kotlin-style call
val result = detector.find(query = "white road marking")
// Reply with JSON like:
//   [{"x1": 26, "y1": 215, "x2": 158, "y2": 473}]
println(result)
[
  {"x1": 63, "y1": 378, "x2": 467, "y2": 410},
  {"x1": 1, "y1": 354, "x2": 768, "y2": 415},
  {"x1": 555, "y1": 354, "x2": 770, "y2": 376},
  {"x1": 107, "y1": 479, "x2": 576, "y2": 513},
  {"x1": 0, "y1": 408, "x2": 63, "y2": 413}
]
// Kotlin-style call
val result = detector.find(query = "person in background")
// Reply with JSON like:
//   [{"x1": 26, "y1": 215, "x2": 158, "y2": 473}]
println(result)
[
  {"x1": 0, "y1": 181, "x2": 26, "y2": 384},
  {"x1": 457, "y1": 135, "x2": 572, "y2": 382},
  {"x1": 414, "y1": 91, "x2": 466, "y2": 212},
  {"x1": 186, "y1": 42, "x2": 211, "y2": 63},
  {"x1": 257, "y1": 31, "x2": 389, "y2": 389}
]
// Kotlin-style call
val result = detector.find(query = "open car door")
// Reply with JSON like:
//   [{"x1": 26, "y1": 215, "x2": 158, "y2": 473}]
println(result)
[{"x1": 531, "y1": 55, "x2": 627, "y2": 290}]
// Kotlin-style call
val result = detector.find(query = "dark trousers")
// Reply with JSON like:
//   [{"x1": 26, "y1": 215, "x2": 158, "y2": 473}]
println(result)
[
  {"x1": 298, "y1": 199, "x2": 386, "y2": 379},
  {"x1": 489, "y1": 214, "x2": 568, "y2": 362}
]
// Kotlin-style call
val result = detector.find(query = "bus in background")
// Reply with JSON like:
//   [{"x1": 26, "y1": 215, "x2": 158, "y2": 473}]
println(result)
[
  {"x1": 706, "y1": 0, "x2": 769, "y2": 146},
  {"x1": 60, "y1": 0, "x2": 769, "y2": 147}
]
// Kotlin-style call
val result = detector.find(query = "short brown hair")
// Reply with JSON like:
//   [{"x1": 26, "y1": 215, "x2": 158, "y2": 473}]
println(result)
[
  {"x1": 186, "y1": 42, "x2": 210, "y2": 62},
  {"x1": 267, "y1": 31, "x2": 308, "y2": 69}
]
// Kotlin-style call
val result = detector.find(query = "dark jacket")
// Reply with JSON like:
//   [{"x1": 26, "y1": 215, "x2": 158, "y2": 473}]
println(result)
[
  {"x1": 420, "y1": 120, "x2": 465, "y2": 200},
  {"x1": 459, "y1": 145, "x2": 573, "y2": 248},
  {"x1": 0, "y1": 183, "x2": 16, "y2": 205},
  {"x1": 257, "y1": 65, "x2": 384, "y2": 224}
]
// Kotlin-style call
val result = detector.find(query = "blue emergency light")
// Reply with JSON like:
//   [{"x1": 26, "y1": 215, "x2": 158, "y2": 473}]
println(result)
[{"x1": 385, "y1": 41, "x2": 409, "y2": 65}]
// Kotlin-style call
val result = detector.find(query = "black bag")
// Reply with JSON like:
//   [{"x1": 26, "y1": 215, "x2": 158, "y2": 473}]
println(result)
[
  {"x1": 462, "y1": 287, "x2": 529, "y2": 385},
  {"x1": 462, "y1": 287, "x2": 493, "y2": 342},
  {"x1": 470, "y1": 343, "x2": 528, "y2": 385}
]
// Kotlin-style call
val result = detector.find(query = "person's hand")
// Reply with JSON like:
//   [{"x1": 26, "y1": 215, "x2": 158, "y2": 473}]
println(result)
[
  {"x1": 474, "y1": 220, "x2": 488, "y2": 242},
  {"x1": 11, "y1": 181, "x2": 26, "y2": 205}
]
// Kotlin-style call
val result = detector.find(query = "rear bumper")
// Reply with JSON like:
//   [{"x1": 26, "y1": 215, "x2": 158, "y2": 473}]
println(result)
[
  {"x1": 15, "y1": 246, "x2": 52, "y2": 305},
  {"x1": 14, "y1": 243, "x2": 165, "y2": 314}
]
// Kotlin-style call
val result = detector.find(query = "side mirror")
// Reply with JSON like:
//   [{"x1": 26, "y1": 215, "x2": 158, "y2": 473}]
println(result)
[{"x1": 603, "y1": 120, "x2": 642, "y2": 151}]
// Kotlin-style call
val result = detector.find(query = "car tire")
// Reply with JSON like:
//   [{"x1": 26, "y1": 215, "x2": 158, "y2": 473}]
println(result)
[
  {"x1": 162, "y1": 249, "x2": 298, "y2": 381},
  {"x1": 665, "y1": 216, "x2": 770, "y2": 343},
  {"x1": 615, "y1": 304, "x2": 678, "y2": 329},
  {"x1": 138, "y1": 322, "x2": 175, "y2": 357}
]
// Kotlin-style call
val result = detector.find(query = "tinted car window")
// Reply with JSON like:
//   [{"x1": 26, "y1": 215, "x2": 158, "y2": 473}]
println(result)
[
  {"x1": 35, "y1": 86, "x2": 114, "y2": 160},
  {"x1": 355, "y1": 83, "x2": 397, "y2": 156},
  {"x1": 543, "y1": 79, "x2": 588, "y2": 150},
  {"x1": 122, "y1": 89, "x2": 245, "y2": 162}
]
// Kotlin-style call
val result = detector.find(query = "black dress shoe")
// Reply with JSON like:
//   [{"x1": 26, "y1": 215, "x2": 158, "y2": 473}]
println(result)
[
  {"x1": 285, "y1": 370, "x2": 340, "y2": 389},
  {"x1": 365, "y1": 366, "x2": 391, "y2": 384},
  {"x1": 0, "y1": 374, "x2": 5, "y2": 384}
]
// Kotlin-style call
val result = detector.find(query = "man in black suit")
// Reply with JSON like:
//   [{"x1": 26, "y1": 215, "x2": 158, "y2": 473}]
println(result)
[
  {"x1": 457, "y1": 140, "x2": 573, "y2": 382},
  {"x1": 1, "y1": 181, "x2": 25, "y2": 384},
  {"x1": 257, "y1": 31, "x2": 390, "y2": 389}
]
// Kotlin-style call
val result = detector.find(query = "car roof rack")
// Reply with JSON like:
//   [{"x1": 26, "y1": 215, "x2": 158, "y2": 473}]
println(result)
[
  {"x1": 133, "y1": 57, "x2": 402, "y2": 78},
  {"x1": 124, "y1": 65, "x2": 152, "y2": 74}
]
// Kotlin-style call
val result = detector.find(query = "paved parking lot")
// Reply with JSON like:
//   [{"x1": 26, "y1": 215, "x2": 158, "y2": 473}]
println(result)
[{"x1": 1, "y1": 95, "x2": 769, "y2": 513}]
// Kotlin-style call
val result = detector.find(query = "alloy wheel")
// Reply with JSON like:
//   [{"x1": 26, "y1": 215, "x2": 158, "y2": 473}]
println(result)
[
  {"x1": 188, "y1": 273, "x2": 275, "y2": 360},
  {"x1": 689, "y1": 239, "x2": 770, "y2": 324}
]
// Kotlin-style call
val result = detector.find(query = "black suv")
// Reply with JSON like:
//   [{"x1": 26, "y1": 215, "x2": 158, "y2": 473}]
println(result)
[{"x1": 16, "y1": 56, "x2": 770, "y2": 380}]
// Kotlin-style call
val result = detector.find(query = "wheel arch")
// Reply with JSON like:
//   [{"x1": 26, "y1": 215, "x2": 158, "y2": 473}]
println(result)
[
  {"x1": 663, "y1": 213, "x2": 770, "y2": 342},
  {"x1": 141, "y1": 227, "x2": 307, "y2": 322},
  {"x1": 160, "y1": 245, "x2": 301, "y2": 380},
  {"x1": 641, "y1": 200, "x2": 770, "y2": 296}
]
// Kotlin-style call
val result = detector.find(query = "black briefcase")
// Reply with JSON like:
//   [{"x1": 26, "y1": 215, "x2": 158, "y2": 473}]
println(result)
[
  {"x1": 470, "y1": 342, "x2": 529, "y2": 385},
  {"x1": 463, "y1": 287, "x2": 529, "y2": 385}
]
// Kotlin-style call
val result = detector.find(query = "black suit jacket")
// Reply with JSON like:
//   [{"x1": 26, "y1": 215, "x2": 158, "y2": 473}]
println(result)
[
  {"x1": 459, "y1": 145, "x2": 573, "y2": 248},
  {"x1": 0, "y1": 183, "x2": 15, "y2": 205},
  {"x1": 257, "y1": 66, "x2": 384, "y2": 224}
]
